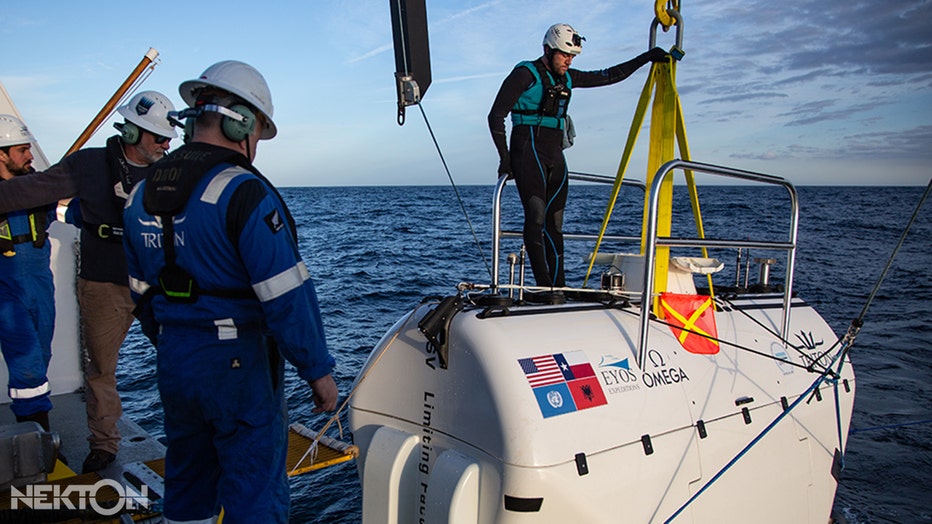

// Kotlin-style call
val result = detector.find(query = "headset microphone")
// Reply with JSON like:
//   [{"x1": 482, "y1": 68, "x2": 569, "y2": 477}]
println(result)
[{"x1": 169, "y1": 104, "x2": 256, "y2": 143}]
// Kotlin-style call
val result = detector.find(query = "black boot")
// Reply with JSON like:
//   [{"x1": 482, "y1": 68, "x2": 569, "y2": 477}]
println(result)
[
  {"x1": 16, "y1": 410, "x2": 50, "y2": 431},
  {"x1": 82, "y1": 449, "x2": 116, "y2": 474}
]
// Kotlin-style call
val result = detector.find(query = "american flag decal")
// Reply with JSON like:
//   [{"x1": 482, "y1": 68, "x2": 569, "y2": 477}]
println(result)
[{"x1": 518, "y1": 355, "x2": 565, "y2": 387}]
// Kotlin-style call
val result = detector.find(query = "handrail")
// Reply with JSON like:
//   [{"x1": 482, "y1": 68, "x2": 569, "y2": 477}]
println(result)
[
  {"x1": 490, "y1": 172, "x2": 646, "y2": 293},
  {"x1": 637, "y1": 159, "x2": 799, "y2": 368},
  {"x1": 490, "y1": 161, "x2": 800, "y2": 371}
]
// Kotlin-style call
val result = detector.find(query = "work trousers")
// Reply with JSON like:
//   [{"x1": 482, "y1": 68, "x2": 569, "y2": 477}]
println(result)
[
  {"x1": 78, "y1": 278, "x2": 135, "y2": 454},
  {"x1": 0, "y1": 272, "x2": 54, "y2": 418},
  {"x1": 158, "y1": 329, "x2": 290, "y2": 523}
]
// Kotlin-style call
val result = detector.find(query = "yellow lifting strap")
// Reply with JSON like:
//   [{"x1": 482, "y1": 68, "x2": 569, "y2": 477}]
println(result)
[
  {"x1": 644, "y1": 59, "x2": 678, "y2": 301},
  {"x1": 583, "y1": 26, "x2": 715, "y2": 313}
]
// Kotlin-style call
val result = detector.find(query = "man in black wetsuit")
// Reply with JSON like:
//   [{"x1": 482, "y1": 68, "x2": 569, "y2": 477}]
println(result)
[{"x1": 489, "y1": 23, "x2": 667, "y2": 296}]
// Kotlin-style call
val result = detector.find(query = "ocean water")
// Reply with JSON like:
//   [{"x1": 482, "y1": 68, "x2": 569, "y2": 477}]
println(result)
[{"x1": 118, "y1": 182, "x2": 932, "y2": 523}]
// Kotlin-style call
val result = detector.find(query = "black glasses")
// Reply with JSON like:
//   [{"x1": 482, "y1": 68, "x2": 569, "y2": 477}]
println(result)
[{"x1": 150, "y1": 131, "x2": 172, "y2": 144}]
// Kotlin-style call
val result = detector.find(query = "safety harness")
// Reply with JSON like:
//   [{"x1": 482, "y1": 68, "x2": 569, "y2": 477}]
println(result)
[
  {"x1": 81, "y1": 136, "x2": 141, "y2": 244},
  {"x1": 137, "y1": 143, "x2": 297, "y2": 306},
  {"x1": 0, "y1": 208, "x2": 48, "y2": 256},
  {"x1": 511, "y1": 58, "x2": 573, "y2": 130}
]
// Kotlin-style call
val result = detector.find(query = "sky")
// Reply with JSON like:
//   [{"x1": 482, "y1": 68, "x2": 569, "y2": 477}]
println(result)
[{"x1": 2, "y1": 0, "x2": 930, "y2": 187}]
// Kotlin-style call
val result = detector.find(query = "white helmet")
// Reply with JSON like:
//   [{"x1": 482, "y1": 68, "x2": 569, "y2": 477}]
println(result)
[
  {"x1": 0, "y1": 115, "x2": 35, "y2": 147},
  {"x1": 117, "y1": 91, "x2": 179, "y2": 138},
  {"x1": 0, "y1": 114, "x2": 35, "y2": 148},
  {"x1": 543, "y1": 23, "x2": 585, "y2": 56},
  {"x1": 179, "y1": 60, "x2": 277, "y2": 139}
]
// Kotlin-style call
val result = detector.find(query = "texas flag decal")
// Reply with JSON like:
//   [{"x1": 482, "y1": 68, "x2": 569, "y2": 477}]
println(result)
[
  {"x1": 518, "y1": 350, "x2": 608, "y2": 418},
  {"x1": 659, "y1": 293, "x2": 720, "y2": 355}
]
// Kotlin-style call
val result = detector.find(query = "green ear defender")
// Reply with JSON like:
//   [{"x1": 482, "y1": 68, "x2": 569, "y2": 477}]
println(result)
[
  {"x1": 121, "y1": 122, "x2": 142, "y2": 145},
  {"x1": 220, "y1": 104, "x2": 256, "y2": 142},
  {"x1": 183, "y1": 118, "x2": 195, "y2": 144}
]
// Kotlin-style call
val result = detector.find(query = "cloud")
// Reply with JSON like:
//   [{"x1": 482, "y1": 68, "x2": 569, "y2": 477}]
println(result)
[
  {"x1": 732, "y1": 124, "x2": 932, "y2": 162},
  {"x1": 700, "y1": 92, "x2": 790, "y2": 105},
  {"x1": 433, "y1": 1, "x2": 501, "y2": 25},
  {"x1": 349, "y1": 43, "x2": 393, "y2": 64},
  {"x1": 841, "y1": 125, "x2": 932, "y2": 158}
]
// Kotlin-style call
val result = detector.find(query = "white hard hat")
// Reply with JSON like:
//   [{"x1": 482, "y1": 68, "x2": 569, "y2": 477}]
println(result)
[
  {"x1": 0, "y1": 114, "x2": 35, "y2": 148},
  {"x1": 117, "y1": 91, "x2": 179, "y2": 138},
  {"x1": 179, "y1": 60, "x2": 277, "y2": 139},
  {"x1": 543, "y1": 23, "x2": 585, "y2": 56}
]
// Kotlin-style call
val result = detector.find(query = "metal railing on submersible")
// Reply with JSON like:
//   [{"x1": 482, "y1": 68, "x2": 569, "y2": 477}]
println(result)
[
  {"x1": 490, "y1": 171, "x2": 646, "y2": 291},
  {"x1": 490, "y1": 160, "x2": 800, "y2": 369}
]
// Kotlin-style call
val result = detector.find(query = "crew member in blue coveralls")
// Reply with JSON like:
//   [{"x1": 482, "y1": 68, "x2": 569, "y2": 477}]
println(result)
[
  {"x1": 0, "y1": 115, "x2": 56, "y2": 433},
  {"x1": 489, "y1": 23, "x2": 668, "y2": 299},
  {"x1": 0, "y1": 91, "x2": 179, "y2": 473},
  {"x1": 123, "y1": 60, "x2": 338, "y2": 523}
]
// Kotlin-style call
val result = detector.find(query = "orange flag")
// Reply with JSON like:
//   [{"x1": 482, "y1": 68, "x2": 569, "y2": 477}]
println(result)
[{"x1": 659, "y1": 293, "x2": 720, "y2": 355}]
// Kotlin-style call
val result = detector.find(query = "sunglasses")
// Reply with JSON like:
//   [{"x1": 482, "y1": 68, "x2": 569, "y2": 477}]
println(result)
[{"x1": 150, "y1": 132, "x2": 172, "y2": 144}]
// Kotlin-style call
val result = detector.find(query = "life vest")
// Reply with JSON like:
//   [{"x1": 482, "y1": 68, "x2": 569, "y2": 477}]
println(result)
[
  {"x1": 137, "y1": 143, "x2": 297, "y2": 306},
  {"x1": 511, "y1": 59, "x2": 572, "y2": 130},
  {"x1": 0, "y1": 208, "x2": 48, "y2": 256}
]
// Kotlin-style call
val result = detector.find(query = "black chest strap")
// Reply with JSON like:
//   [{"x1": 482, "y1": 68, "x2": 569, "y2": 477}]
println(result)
[{"x1": 136, "y1": 143, "x2": 296, "y2": 307}]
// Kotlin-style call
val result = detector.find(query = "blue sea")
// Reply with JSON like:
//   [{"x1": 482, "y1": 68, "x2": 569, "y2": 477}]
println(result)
[{"x1": 118, "y1": 182, "x2": 932, "y2": 523}]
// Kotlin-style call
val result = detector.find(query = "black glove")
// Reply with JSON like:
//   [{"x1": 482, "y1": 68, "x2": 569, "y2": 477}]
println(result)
[
  {"x1": 497, "y1": 152, "x2": 512, "y2": 179},
  {"x1": 645, "y1": 47, "x2": 669, "y2": 63}
]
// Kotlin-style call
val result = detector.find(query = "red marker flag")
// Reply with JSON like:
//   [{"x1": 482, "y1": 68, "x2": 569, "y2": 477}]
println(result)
[{"x1": 659, "y1": 293, "x2": 720, "y2": 355}]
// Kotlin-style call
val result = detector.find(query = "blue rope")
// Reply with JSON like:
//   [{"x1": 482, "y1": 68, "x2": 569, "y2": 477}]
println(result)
[
  {"x1": 832, "y1": 376, "x2": 845, "y2": 471},
  {"x1": 664, "y1": 345, "x2": 848, "y2": 523},
  {"x1": 850, "y1": 418, "x2": 932, "y2": 435}
]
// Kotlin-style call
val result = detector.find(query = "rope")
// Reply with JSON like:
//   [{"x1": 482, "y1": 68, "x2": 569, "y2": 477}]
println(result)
[
  {"x1": 290, "y1": 306, "x2": 422, "y2": 475},
  {"x1": 717, "y1": 295, "x2": 839, "y2": 375},
  {"x1": 856, "y1": 177, "x2": 931, "y2": 326},
  {"x1": 664, "y1": 179, "x2": 931, "y2": 519},
  {"x1": 802, "y1": 177, "x2": 932, "y2": 371},
  {"x1": 850, "y1": 418, "x2": 932, "y2": 435},
  {"x1": 647, "y1": 312, "x2": 828, "y2": 374},
  {"x1": 416, "y1": 103, "x2": 493, "y2": 279},
  {"x1": 664, "y1": 338, "x2": 848, "y2": 523}
]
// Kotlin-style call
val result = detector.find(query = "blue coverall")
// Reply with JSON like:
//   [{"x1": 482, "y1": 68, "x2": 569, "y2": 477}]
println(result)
[
  {"x1": 123, "y1": 146, "x2": 334, "y2": 523},
  {"x1": 0, "y1": 207, "x2": 55, "y2": 418}
]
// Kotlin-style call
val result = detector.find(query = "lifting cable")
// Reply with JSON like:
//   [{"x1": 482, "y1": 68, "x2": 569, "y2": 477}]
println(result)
[
  {"x1": 615, "y1": 305, "x2": 830, "y2": 374},
  {"x1": 650, "y1": 313, "x2": 829, "y2": 374},
  {"x1": 416, "y1": 103, "x2": 493, "y2": 279}
]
